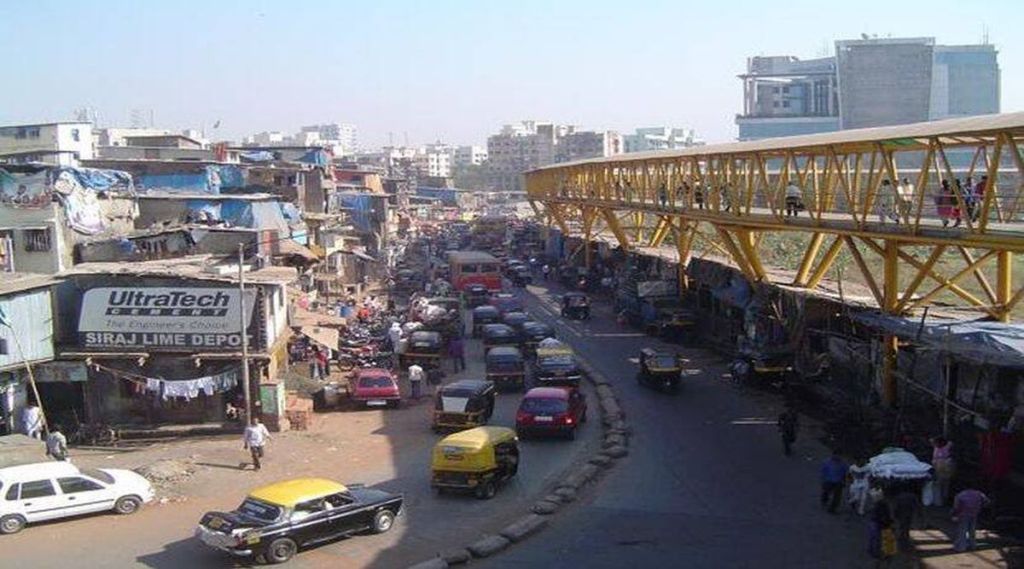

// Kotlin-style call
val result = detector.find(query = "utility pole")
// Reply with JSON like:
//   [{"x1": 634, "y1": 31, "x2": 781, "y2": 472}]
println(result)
[{"x1": 238, "y1": 244, "x2": 253, "y2": 422}]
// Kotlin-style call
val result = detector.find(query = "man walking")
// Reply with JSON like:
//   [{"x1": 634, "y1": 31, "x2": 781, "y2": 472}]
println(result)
[
  {"x1": 892, "y1": 488, "x2": 919, "y2": 548},
  {"x1": 243, "y1": 417, "x2": 271, "y2": 471},
  {"x1": 448, "y1": 335, "x2": 465, "y2": 373},
  {"x1": 777, "y1": 407, "x2": 799, "y2": 456},
  {"x1": 951, "y1": 486, "x2": 990, "y2": 552},
  {"x1": 45, "y1": 424, "x2": 69, "y2": 461},
  {"x1": 407, "y1": 363, "x2": 425, "y2": 400},
  {"x1": 820, "y1": 452, "x2": 848, "y2": 514}
]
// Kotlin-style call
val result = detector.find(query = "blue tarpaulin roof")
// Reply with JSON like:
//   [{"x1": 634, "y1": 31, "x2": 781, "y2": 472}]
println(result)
[{"x1": 851, "y1": 312, "x2": 1024, "y2": 368}]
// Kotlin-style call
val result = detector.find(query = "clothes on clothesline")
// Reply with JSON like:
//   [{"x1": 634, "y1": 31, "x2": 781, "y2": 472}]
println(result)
[{"x1": 147, "y1": 370, "x2": 239, "y2": 401}]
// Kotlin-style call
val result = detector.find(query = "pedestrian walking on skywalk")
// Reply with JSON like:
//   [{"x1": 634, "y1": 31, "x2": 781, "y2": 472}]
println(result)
[{"x1": 777, "y1": 406, "x2": 799, "y2": 456}]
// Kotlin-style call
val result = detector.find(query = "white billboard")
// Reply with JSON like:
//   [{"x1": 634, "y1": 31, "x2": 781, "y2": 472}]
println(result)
[{"x1": 78, "y1": 287, "x2": 255, "y2": 350}]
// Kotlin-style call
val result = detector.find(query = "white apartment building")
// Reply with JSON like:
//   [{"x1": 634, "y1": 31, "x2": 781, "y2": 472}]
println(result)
[
  {"x1": 454, "y1": 145, "x2": 488, "y2": 167},
  {"x1": 246, "y1": 131, "x2": 287, "y2": 146},
  {"x1": 300, "y1": 123, "x2": 358, "y2": 156},
  {"x1": 0, "y1": 122, "x2": 94, "y2": 166},
  {"x1": 415, "y1": 146, "x2": 452, "y2": 178},
  {"x1": 623, "y1": 127, "x2": 703, "y2": 153}
]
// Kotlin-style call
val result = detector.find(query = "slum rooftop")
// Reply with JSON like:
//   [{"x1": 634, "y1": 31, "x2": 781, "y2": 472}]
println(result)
[{"x1": 65, "y1": 254, "x2": 297, "y2": 284}]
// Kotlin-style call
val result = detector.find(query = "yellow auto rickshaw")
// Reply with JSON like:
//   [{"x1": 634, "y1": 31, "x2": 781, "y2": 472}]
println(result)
[{"x1": 430, "y1": 426, "x2": 519, "y2": 499}]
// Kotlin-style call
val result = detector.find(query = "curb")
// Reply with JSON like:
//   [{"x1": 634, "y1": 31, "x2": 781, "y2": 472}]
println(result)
[{"x1": 406, "y1": 355, "x2": 629, "y2": 568}]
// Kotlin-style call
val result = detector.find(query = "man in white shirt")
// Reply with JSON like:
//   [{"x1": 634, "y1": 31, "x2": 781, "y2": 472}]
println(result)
[
  {"x1": 407, "y1": 364, "x2": 425, "y2": 400},
  {"x1": 243, "y1": 417, "x2": 271, "y2": 471},
  {"x1": 46, "y1": 424, "x2": 69, "y2": 461},
  {"x1": 21, "y1": 403, "x2": 43, "y2": 439}
]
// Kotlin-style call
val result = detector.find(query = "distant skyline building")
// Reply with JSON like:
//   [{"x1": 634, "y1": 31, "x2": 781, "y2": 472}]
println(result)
[
  {"x1": 454, "y1": 145, "x2": 488, "y2": 167},
  {"x1": 736, "y1": 36, "x2": 1000, "y2": 140},
  {"x1": 623, "y1": 127, "x2": 704, "y2": 153},
  {"x1": 555, "y1": 130, "x2": 622, "y2": 163},
  {"x1": 0, "y1": 121, "x2": 94, "y2": 166},
  {"x1": 242, "y1": 123, "x2": 359, "y2": 155}
]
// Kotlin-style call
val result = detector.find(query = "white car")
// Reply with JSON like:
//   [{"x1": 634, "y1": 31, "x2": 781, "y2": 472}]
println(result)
[{"x1": 0, "y1": 461, "x2": 155, "y2": 534}]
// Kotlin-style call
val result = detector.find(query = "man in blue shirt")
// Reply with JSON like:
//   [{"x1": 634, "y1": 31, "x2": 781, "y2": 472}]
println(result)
[{"x1": 820, "y1": 452, "x2": 848, "y2": 514}]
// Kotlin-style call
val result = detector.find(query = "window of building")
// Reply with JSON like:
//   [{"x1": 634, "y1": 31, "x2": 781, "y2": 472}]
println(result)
[
  {"x1": 28, "y1": 127, "x2": 40, "y2": 139},
  {"x1": 23, "y1": 228, "x2": 52, "y2": 252},
  {"x1": 144, "y1": 148, "x2": 160, "y2": 159},
  {"x1": 782, "y1": 86, "x2": 790, "y2": 94},
  {"x1": 782, "y1": 101, "x2": 790, "y2": 108},
  {"x1": 71, "y1": 128, "x2": 81, "y2": 142},
  {"x1": 773, "y1": 101, "x2": 780, "y2": 108}
]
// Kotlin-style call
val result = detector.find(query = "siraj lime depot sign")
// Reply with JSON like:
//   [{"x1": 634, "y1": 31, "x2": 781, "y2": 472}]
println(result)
[{"x1": 78, "y1": 287, "x2": 256, "y2": 351}]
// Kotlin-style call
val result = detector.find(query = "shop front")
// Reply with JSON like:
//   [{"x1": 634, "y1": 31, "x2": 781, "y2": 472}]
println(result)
[{"x1": 56, "y1": 269, "x2": 292, "y2": 428}]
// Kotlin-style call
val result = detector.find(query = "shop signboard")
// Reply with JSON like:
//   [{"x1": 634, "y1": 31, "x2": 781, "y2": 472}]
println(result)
[{"x1": 78, "y1": 287, "x2": 255, "y2": 351}]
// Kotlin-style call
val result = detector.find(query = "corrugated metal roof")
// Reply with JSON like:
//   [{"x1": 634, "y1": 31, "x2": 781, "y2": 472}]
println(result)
[{"x1": 532, "y1": 111, "x2": 1024, "y2": 172}]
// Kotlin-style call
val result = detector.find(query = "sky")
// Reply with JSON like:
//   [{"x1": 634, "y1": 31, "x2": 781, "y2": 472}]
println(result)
[{"x1": 2, "y1": 0, "x2": 1022, "y2": 148}]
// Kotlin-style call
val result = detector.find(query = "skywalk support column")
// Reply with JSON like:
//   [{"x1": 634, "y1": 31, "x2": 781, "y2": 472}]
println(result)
[
  {"x1": 881, "y1": 240, "x2": 900, "y2": 407},
  {"x1": 997, "y1": 251, "x2": 1013, "y2": 322}
]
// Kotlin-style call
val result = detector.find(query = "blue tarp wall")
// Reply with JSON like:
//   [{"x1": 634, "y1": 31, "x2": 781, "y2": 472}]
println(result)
[
  {"x1": 415, "y1": 187, "x2": 458, "y2": 206},
  {"x1": 335, "y1": 193, "x2": 374, "y2": 233}
]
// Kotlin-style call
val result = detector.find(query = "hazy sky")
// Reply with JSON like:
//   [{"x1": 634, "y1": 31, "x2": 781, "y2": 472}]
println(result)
[{"x1": 2, "y1": 0, "x2": 1022, "y2": 148}]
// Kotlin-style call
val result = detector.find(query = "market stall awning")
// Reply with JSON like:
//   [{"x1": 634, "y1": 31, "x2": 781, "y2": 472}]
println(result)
[
  {"x1": 300, "y1": 326, "x2": 339, "y2": 350},
  {"x1": 291, "y1": 306, "x2": 347, "y2": 328}
]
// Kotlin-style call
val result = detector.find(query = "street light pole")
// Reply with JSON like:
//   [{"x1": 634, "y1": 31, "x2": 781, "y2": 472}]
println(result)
[{"x1": 238, "y1": 244, "x2": 253, "y2": 423}]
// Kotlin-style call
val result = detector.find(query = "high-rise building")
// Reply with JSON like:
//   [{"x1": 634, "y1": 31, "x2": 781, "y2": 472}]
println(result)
[
  {"x1": 454, "y1": 145, "x2": 488, "y2": 167},
  {"x1": 736, "y1": 37, "x2": 1000, "y2": 140},
  {"x1": 486, "y1": 121, "x2": 624, "y2": 191},
  {"x1": 736, "y1": 56, "x2": 840, "y2": 140},
  {"x1": 623, "y1": 127, "x2": 704, "y2": 153},
  {"x1": 836, "y1": 38, "x2": 936, "y2": 129},
  {"x1": 556, "y1": 131, "x2": 623, "y2": 163},
  {"x1": 930, "y1": 45, "x2": 1001, "y2": 120}
]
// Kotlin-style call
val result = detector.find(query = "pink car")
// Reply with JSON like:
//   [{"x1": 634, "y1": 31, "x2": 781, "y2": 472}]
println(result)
[{"x1": 349, "y1": 368, "x2": 401, "y2": 409}]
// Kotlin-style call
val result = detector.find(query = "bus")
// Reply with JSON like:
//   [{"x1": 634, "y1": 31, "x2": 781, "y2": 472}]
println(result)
[{"x1": 448, "y1": 250, "x2": 502, "y2": 292}]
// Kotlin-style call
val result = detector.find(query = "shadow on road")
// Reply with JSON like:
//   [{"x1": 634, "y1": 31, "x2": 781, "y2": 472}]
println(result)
[{"x1": 136, "y1": 536, "x2": 236, "y2": 568}]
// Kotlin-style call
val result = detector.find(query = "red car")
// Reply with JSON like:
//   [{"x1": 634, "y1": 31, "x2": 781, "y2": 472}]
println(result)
[
  {"x1": 515, "y1": 387, "x2": 587, "y2": 439},
  {"x1": 349, "y1": 368, "x2": 401, "y2": 409}
]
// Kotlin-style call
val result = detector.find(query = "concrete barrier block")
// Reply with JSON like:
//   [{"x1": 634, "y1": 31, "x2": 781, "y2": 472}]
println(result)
[
  {"x1": 499, "y1": 514, "x2": 549, "y2": 543},
  {"x1": 606, "y1": 445, "x2": 629, "y2": 458},
  {"x1": 467, "y1": 535, "x2": 511, "y2": 558},
  {"x1": 588, "y1": 454, "x2": 613, "y2": 467},
  {"x1": 595, "y1": 385, "x2": 615, "y2": 400},
  {"x1": 553, "y1": 486, "x2": 577, "y2": 502},
  {"x1": 603, "y1": 433, "x2": 626, "y2": 448},
  {"x1": 408, "y1": 558, "x2": 448, "y2": 569},
  {"x1": 532, "y1": 499, "x2": 560, "y2": 515},
  {"x1": 441, "y1": 549, "x2": 471, "y2": 565},
  {"x1": 579, "y1": 463, "x2": 602, "y2": 481}
]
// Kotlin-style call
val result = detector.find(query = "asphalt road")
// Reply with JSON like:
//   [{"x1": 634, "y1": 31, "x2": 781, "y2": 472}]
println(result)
[
  {"x1": 479, "y1": 280, "x2": 869, "y2": 569},
  {"x1": 0, "y1": 305, "x2": 599, "y2": 569}
]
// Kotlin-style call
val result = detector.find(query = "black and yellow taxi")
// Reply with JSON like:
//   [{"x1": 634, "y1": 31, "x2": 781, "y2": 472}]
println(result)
[{"x1": 195, "y1": 478, "x2": 403, "y2": 564}]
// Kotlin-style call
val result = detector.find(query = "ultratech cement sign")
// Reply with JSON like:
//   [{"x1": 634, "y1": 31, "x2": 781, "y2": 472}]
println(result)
[{"x1": 78, "y1": 287, "x2": 256, "y2": 351}]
